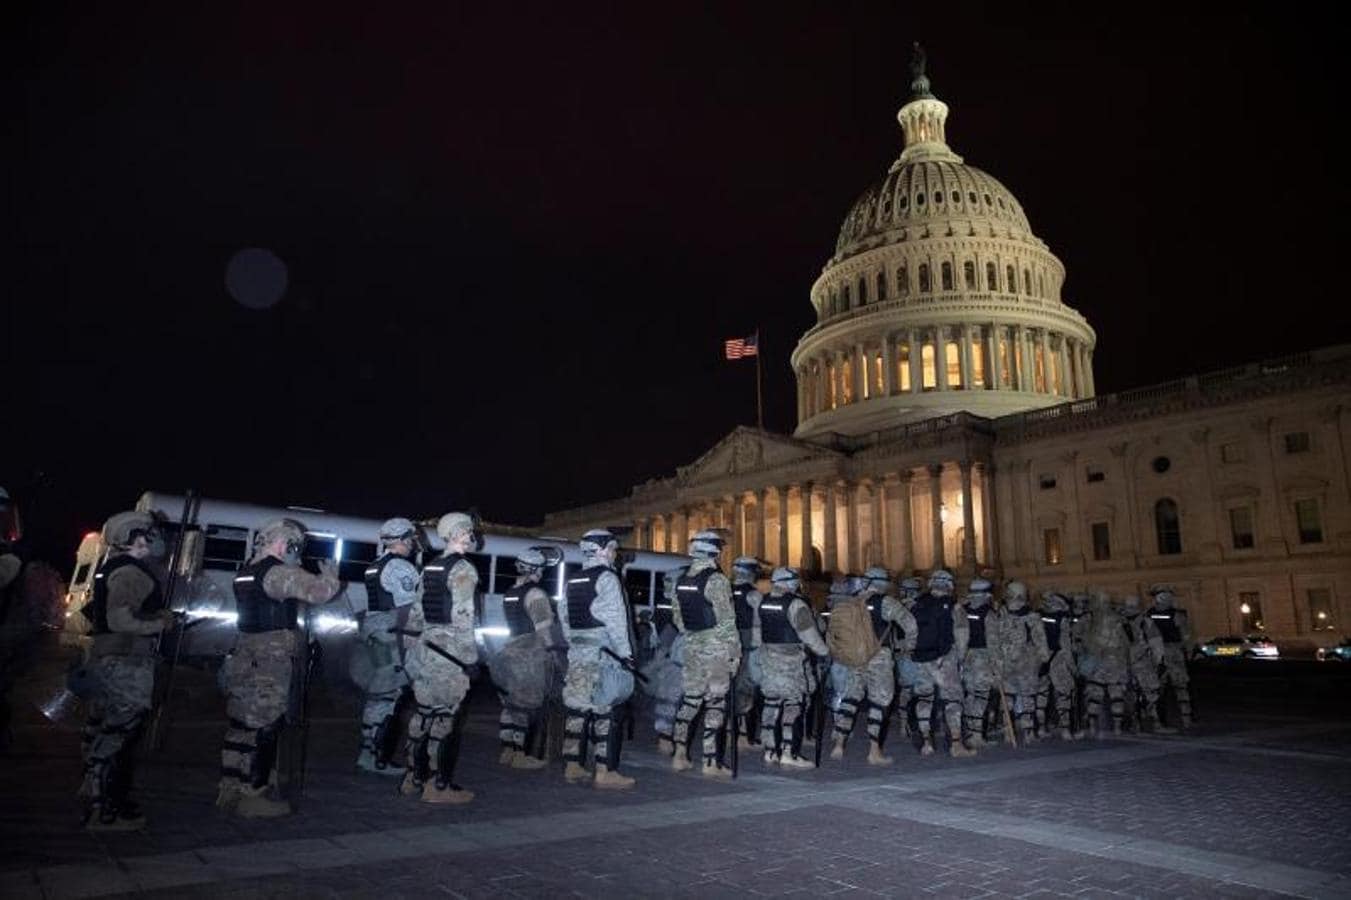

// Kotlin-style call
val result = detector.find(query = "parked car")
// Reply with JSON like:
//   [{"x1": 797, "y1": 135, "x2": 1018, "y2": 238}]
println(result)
[
  {"x1": 1195, "y1": 635, "x2": 1280, "y2": 659},
  {"x1": 1316, "y1": 638, "x2": 1351, "y2": 662}
]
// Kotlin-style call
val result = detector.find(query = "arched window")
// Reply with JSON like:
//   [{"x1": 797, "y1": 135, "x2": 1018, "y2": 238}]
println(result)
[
  {"x1": 963, "y1": 260, "x2": 976, "y2": 290},
  {"x1": 1024, "y1": 269, "x2": 1032, "y2": 294},
  {"x1": 842, "y1": 283, "x2": 852, "y2": 310},
  {"x1": 941, "y1": 261, "x2": 954, "y2": 291},
  {"x1": 858, "y1": 276, "x2": 868, "y2": 305},
  {"x1": 828, "y1": 291, "x2": 837, "y2": 316},
  {"x1": 921, "y1": 342, "x2": 937, "y2": 389},
  {"x1": 876, "y1": 272, "x2": 887, "y2": 302},
  {"x1": 1007, "y1": 265, "x2": 1017, "y2": 294},
  {"x1": 986, "y1": 262, "x2": 998, "y2": 291},
  {"x1": 918, "y1": 263, "x2": 931, "y2": 293},
  {"x1": 897, "y1": 266, "x2": 909, "y2": 296},
  {"x1": 945, "y1": 340, "x2": 962, "y2": 388},
  {"x1": 1155, "y1": 499, "x2": 1182, "y2": 555}
]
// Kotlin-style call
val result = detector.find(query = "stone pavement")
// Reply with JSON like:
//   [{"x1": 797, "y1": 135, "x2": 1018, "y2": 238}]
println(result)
[{"x1": 2, "y1": 681, "x2": 1350, "y2": 899}]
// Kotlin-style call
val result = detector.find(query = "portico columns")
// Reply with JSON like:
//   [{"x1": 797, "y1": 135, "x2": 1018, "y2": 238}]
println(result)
[
  {"x1": 981, "y1": 462, "x2": 1001, "y2": 571},
  {"x1": 896, "y1": 470, "x2": 915, "y2": 572},
  {"x1": 823, "y1": 482, "x2": 838, "y2": 572},
  {"x1": 845, "y1": 481, "x2": 860, "y2": 572},
  {"x1": 935, "y1": 326, "x2": 950, "y2": 391},
  {"x1": 1038, "y1": 329, "x2": 1052, "y2": 394},
  {"x1": 959, "y1": 460, "x2": 978, "y2": 575},
  {"x1": 777, "y1": 486, "x2": 790, "y2": 566},
  {"x1": 1056, "y1": 336, "x2": 1071, "y2": 398},
  {"x1": 882, "y1": 336, "x2": 897, "y2": 396},
  {"x1": 755, "y1": 487, "x2": 768, "y2": 559},
  {"x1": 868, "y1": 479, "x2": 883, "y2": 566},
  {"x1": 908, "y1": 329, "x2": 923, "y2": 393},
  {"x1": 959, "y1": 325, "x2": 974, "y2": 391},
  {"x1": 928, "y1": 464, "x2": 945, "y2": 571},
  {"x1": 664, "y1": 512, "x2": 677, "y2": 553},
  {"x1": 799, "y1": 481, "x2": 815, "y2": 571}
]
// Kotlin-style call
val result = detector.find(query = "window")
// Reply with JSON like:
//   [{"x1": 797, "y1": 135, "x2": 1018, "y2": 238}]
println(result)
[
  {"x1": 1229, "y1": 506, "x2": 1255, "y2": 549},
  {"x1": 897, "y1": 266, "x2": 909, "y2": 296},
  {"x1": 1151, "y1": 456, "x2": 1171, "y2": 474},
  {"x1": 899, "y1": 194, "x2": 908, "y2": 210},
  {"x1": 1284, "y1": 432, "x2": 1311, "y2": 454},
  {"x1": 897, "y1": 344, "x2": 912, "y2": 391},
  {"x1": 873, "y1": 353, "x2": 884, "y2": 396},
  {"x1": 971, "y1": 337, "x2": 986, "y2": 387},
  {"x1": 1308, "y1": 588, "x2": 1335, "y2": 631},
  {"x1": 204, "y1": 525, "x2": 250, "y2": 572},
  {"x1": 1039, "y1": 474, "x2": 1057, "y2": 490},
  {"x1": 986, "y1": 262, "x2": 998, "y2": 291},
  {"x1": 858, "y1": 276, "x2": 868, "y2": 305},
  {"x1": 1239, "y1": 592, "x2": 1264, "y2": 632},
  {"x1": 963, "y1": 260, "x2": 976, "y2": 290},
  {"x1": 1007, "y1": 265, "x2": 1017, "y2": 294},
  {"x1": 951, "y1": 190, "x2": 960, "y2": 204},
  {"x1": 983, "y1": 193, "x2": 992, "y2": 206},
  {"x1": 916, "y1": 192, "x2": 926, "y2": 207},
  {"x1": 941, "y1": 261, "x2": 953, "y2": 291},
  {"x1": 876, "y1": 272, "x2": 887, "y2": 302},
  {"x1": 842, "y1": 283, "x2": 851, "y2": 310},
  {"x1": 999, "y1": 335, "x2": 1013, "y2": 386},
  {"x1": 918, "y1": 263, "x2": 931, "y2": 293},
  {"x1": 1155, "y1": 499, "x2": 1182, "y2": 555},
  {"x1": 1294, "y1": 498, "x2": 1323, "y2": 544},
  {"x1": 625, "y1": 568, "x2": 653, "y2": 610},
  {"x1": 1043, "y1": 528, "x2": 1062, "y2": 565},
  {"x1": 493, "y1": 556, "x2": 519, "y2": 593},
  {"x1": 1091, "y1": 522, "x2": 1111, "y2": 561},
  {"x1": 921, "y1": 342, "x2": 937, "y2": 389},
  {"x1": 934, "y1": 189, "x2": 944, "y2": 204},
  {"x1": 1085, "y1": 466, "x2": 1105, "y2": 483},
  {"x1": 841, "y1": 361, "x2": 855, "y2": 404},
  {"x1": 336, "y1": 538, "x2": 379, "y2": 582},
  {"x1": 968, "y1": 191, "x2": 977, "y2": 204},
  {"x1": 826, "y1": 361, "x2": 837, "y2": 409},
  {"x1": 1221, "y1": 442, "x2": 1246, "y2": 464},
  {"x1": 945, "y1": 340, "x2": 962, "y2": 388}
]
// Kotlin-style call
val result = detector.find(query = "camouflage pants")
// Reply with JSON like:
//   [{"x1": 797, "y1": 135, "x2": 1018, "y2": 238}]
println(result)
[
  {"x1": 643, "y1": 649, "x2": 683, "y2": 743},
  {"x1": 673, "y1": 634, "x2": 737, "y2": 765},
  {"x1": 961, "y1": 649, "x2": 996, "y2": 738},
  {"x1": 734, "y1": 638, "x2": 758, "y2": 734},
  {"x1": 221, "y1": 630, "x2": 297, "y2": 790},
  {"x1": 913, "y1": 654, "x2": 963, "y2": 741},
  {"x1": 1004, "y1": 657, "x2": 1041, "y2": 734},
  {"x1": 833, "y1": 647, "x2": 895, "y2": 744},
  {"x1": 1126, "y1": 650, "x2": 1161, "y2": 722},
  {"x1": 357, "y1": 632, "x2": 410, "y2": 768},
  {"x1": 80, "y1": 653, "x2": 155, "y2": 811},
  {"x1": 405, "y1": 638, "x2": 471, "y2": 789},
  {"x1": 759, "y1": 645, "x2": 811, "y2": 757},
  {"x1": 894, "y1": 655, "x2": 920, "y2": 733},
  {"x1": 562, "y1": 644, "x2": 634, "y2": 768},
  {"x1": 1036, "y1": 649, "x2": 1076, "y2": 732},
  {"x1": 492, "y1": 634, "x2": 553, "y2": 754},
  {"x1": 1084, "y1": 659, "x2": 1127, "y2": 728},
  {"x1": 1161, "y1": 645, "x2": 1192, "y2": 722}
]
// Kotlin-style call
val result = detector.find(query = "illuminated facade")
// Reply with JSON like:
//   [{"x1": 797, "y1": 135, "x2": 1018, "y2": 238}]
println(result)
[{"x1": 540, "y1": 62, "x2": 1351, "y2": 647}]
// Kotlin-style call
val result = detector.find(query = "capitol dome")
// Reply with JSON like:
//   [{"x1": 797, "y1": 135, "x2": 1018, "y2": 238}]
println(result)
[{"x1": 791, "y1": 49, "x2": 1097, "y2": 439}]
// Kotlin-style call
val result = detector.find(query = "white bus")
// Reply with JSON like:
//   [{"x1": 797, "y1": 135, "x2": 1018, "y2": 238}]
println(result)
[{"x1": 64, "y1": 491, "x2": 691, "y2": 670}]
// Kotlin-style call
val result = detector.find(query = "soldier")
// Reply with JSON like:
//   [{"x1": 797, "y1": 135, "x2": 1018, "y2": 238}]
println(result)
[
  {"x1": 646, "y1": 567, "x2": 687, "y2": 756},
  {"x1": 729, "y1": 556, "x2": 763, "y2": 751},
  {"x1": 1078, "y1": 590, "x2": 1128, "y2": 737},
  {"x1": 77, "y1": 511, "x2": 177, "y2": 830},
  {"x1": 1121, "y1": 595, "x2": 1175, "y2": 733},
  {"x1": 492, "y1": 546, "x2": 562, "y2": 769},
  {"x1": 829, "y1": 567, "x2": 910, "y2": 766},
  {"x1": 911, "y1": 570, "x2": 973, "y2": 758},
  {"x1": 1036, "y1": 592, "x2": 1079, "y2": 740},
  {"x1": 1147, "y1": 586, "x2": 1194, "y2": 729},
  {"x1": 399, "y1": 512, "x2": 480, "y2": 804},
  {"x1": 670, "y1": 530, "x2": 740, "y2": 777},
  {"x1": 355, "y1": 517, "x2": 422, "y2": 776},
  {"x1": 218, "y1": 518, "x2": 341, "y2": 817},
  {"x1": 892, "y1": 575, "x2": 923, "y2": 738},
  {"x1": 993, "y1": 581, "x2": 1050, "y2": 744},
  {"x1": 958, "y1": 577, "x2": 1001, "y2": 750},
  {"x1": 560, "y1": 528, "x2": 638, "y2": 789},
  {"x1": 756, "y1": 567, "x2": 827, "y2": 769}
]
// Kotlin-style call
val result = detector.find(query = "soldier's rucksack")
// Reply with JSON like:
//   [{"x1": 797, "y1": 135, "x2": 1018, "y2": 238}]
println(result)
[{"x1": 826, "y1": 598, "x2": 882, "y2": 668}]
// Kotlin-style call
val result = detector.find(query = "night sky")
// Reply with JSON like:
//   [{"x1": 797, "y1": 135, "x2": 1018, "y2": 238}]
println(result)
[{"x1": 5, "y1": 3, "x2": 1347, "y2": 568}]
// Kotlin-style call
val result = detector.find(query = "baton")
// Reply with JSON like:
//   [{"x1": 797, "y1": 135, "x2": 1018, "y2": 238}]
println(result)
[{"x1": 601, "y1": 646, "x2": 648, "y2": 684}]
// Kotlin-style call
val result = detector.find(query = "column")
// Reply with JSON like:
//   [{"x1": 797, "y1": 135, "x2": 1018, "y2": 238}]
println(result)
[
  {"x1": 960, "y1": 460, "x2": 978, "y2": 575},
  {"x1": 959, "y1": 325, "x2": 974, "y2": 391},
  {"x1": 755, "y1": 487, "x2": 769, "y2": 559},
  {"x1": 823, "y1": 482, "x2": 838, "y2": 572},
  {"x1": 1018, "y1": 326, "x2": 1034, "y2": 392},
  {"x1": 799, "y1": 481, "x2": 815, "y2": 571},
  {"x1": 869, "y1": 479, "x2": 884, "y2": 566},
  {"x1": 896, "y1": 470, "x2": 914, "y2": 572},
  {"x1": 1083, "y1": 346, "x2": 1096, "y2": 396},
  {"x1": 928, "y1": 464, "x2": 945, "y2": 570},
  {"x1": 935, "y1": 326, "x2": 949, "y2": 391},
  {"x1": 636, "y1": 518, "x2": 649, "y2": 550},
  {"x1": 908, "y1": 329, "x2": 923, "y2": 393},
  {"x1": 835, "y1": 351, "x2": 847, "y2": 406},
  {"x1": 777, "y1": 485, "x2": 790, "y2": 566},
  {"x1": 1057, "y1": 335, "x2": 1071, "y2": 399},
  {"x1": 853, "y1": 344, "x2": 866, "y2": 400},
  {"x1": 844, "y1": 481, "x2": 860, "y2": 572},
  {"x1": 980, "y1": 463, "x2": 1000, "y2": 569},
  {"x1": 986, "y1": 324, "x2": 1000, "y2": 390},
  {"x1": 664, "y1": 512, "x2": 676, "y2": 553},
  {"x1": 731, "y1": 495, "x2": 745, "y2": 557},
  {"x1": 795, "y1": 371, "x2": 806, "y2": 422},
  {"x1": 882, "y1": 334, "x2": 897, "y2": 396},
  {"x1": 1038, "y1": 329, "x2": 1052, "y2": 395}
]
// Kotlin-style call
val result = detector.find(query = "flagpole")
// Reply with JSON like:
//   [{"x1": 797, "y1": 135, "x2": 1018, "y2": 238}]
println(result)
[{"x1": 755, "y1": 329, "x2": 764, "y2": 430}]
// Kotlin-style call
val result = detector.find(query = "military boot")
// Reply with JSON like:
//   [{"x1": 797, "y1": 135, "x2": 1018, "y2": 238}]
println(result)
[
  {"x1": 85, "y1": 803, "x2": 147, "y2": 832},
  {"x1": 656, "y1": 736, "x2": 675, "y2": 756},
  {"x1": 593, "y1": 764, "x2": 635, "y2": 790},
  {"x1": 779, "y1": 753, "x2": 814, "y2": 770},
  {"x1": 829, "y1": 736, "x2": 847, "y2": 760},
  {"x1": 919, "y1": 736, "x2": 935, "y2": 757},
  {"x1": 235, "y1": 786, "x2": 291, "y2": 818},
  {"x1": 702, "y1": 759, "x2": 732, "y2": 779},
  {"x1": 358, "y1": 749, "x2": 404, "y2": 777},
  {"x1": 949, "y1": 740, "x2": 976, "y2": 759},
  {"x1": 510, "y1": 752, "x2": 547, "y2": 770},
  {"x1": 737, "y1": 733, "x2": 754, "y2": 750},
  {"x1": 214, "y1": 780, "x2": 242, "y2": 811},
  {"x1": 671, "y1": 750, "x2": 693, "y2": 772},
  {"x1": 762, "y1": 749, "x2": 779, "y2": 766},
  {"x1": 498, "y1": 746, "x2": 517, "y2": 765},
  {"x1": 967, "y1": 732, "x2": 986, "y2": 749},
  {"x1": 1059, "y1": 727, "x2": 1074, "y2": 741},
  {"x1": 421, "y1": 782, "x2": 474, "y2": 804},
  {"x1": 866, "y1": 740, "x2": 893, "y2": 766},
  {"x1": 398, "y1": 769, "x2": 422, "y2": 797},
  {"x1": 564, "y1": 761, "x2": 590, "y2": 782}
]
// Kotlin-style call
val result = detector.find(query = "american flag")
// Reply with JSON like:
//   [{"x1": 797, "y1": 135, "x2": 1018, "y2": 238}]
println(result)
[{"x1": 724, "y1": 332, "x2": 759, "y2": 360}]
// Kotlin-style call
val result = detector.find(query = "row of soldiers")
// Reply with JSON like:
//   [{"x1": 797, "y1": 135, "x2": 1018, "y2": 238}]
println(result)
[{"x1": 69, "y1": 506, "x2": 1194, "y2": 830}]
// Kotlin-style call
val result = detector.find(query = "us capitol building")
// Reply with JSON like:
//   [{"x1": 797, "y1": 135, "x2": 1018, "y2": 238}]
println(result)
[{"x1": 539, "y1": 56, "x2": 1351, "y2": 647}]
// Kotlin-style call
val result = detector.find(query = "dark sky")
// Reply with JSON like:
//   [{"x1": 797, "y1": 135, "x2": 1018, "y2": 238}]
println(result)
[{"x1": 5, "y1": 2, "x2": 1347, "y2": 567}]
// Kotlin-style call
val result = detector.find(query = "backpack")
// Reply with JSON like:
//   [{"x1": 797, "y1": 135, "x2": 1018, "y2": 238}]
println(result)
[{"x1": 826, "y1": 598, "x2": 882, "y2": 668}]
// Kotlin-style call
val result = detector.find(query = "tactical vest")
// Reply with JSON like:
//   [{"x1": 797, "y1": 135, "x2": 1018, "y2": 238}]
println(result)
[
  {"x1": 566, "y1": 565, "x2": 608, "y2": 630},
  {"x1": 675, "y1": 568, "x2": 719, "y2": 632},
  {"x1": 1042, "y1": 611, "x2": 1067, "y2": 653},
  {"x1": 865, "y1": 596, "x2": 889, "y2": 640},
  {"x1": 422, "y1": 554, "x2": 469, "y2": 625},
  {"x1": 362, "y1": 554, "x2": 401, "y2": 613},
  {"x1": 912, "y1": 593, "x2": 955, "y2": 662},
  {"x1": 965, "y1": 606, "x2": 989, "y2": 649},
  {"x1": 1009, "y1": 606, "x2": 1035, "y2": 643},
  {"x1": 1149, "y1": 608, "x2": 1182, "y2": 644},
  {"x1": 232, "y1": 557, "x2": 298, "y2": 634},
  {"x1": 501, "y1": 583, "x2": 539, "y2": 636},
  {"x1": 759, "y1": 595, "x2": 802, "y2": 645},
  {"x1": 86, "y1": 555, "x2": 164, "y2": 635},
  {"x1": 732, "y1": 583, "x2": 754, "y2": 630}
]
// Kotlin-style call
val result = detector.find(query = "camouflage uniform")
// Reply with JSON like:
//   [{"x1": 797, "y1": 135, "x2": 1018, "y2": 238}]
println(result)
[
  {"x1": 403, "y1": 553, "x2": 478, "y2": 800},
  {"x1": 220, "y1": 551, "x2": 339, "y2": 814},
  {"x1": 1035, "y1": 594, "x2": 1077, "y2": 739},
  {"x1": 993, "y1": 597, "x2": 1051, "y2": 740},
  {"x1": 831, "y1": 583, "x2": 911, "y2": 761},
  {"x1": 643, "y1": 624, "x2": 684, "y2": 749},
  {"x1": 1078, "y1": 593, "x2": 1128, "y2": 735},
  {"x1": 1148, "y1": 591, "x2": 1194, "y2": 727},
  {"x1": 356, "y1": 551, "x2": 421, "y2": 773},
  {"x1": 755, "y1": 579, "x2": 828, "y2": 767},
  {"x1": 491, "y1": 576, "x2": 557, "y2": 763},
  {"x1": 79, "y1": 553, "x2": 171, "y2": 826},
  {"x1": 729, "y1": 567, "x2": 762, "y2": 747},
  {"x1": 671, "y1": 557, "x2": 740, "y2": 771},
  {"x1": 959, "y1": 594, "x2": 1001, "y2": 746},
  {"x1": 891, "y1": 580, "x2": 922, "y2": 737},
  {"x1": 1121, "y1": 599, "x2": 1168, "y2": 730},
  {"x1": 910, "y1": 574, "x2": 971, "y2": 756}
]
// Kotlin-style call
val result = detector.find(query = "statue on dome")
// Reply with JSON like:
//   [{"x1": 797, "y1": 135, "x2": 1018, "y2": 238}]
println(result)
[{"x1": 909, "y1": 41, "x2": 933, "y2": 99}]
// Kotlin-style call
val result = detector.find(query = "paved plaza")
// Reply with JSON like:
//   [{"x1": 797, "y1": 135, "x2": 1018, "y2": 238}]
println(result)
[{"x1": 2, "y1": 668, "x2": 1350, "y2": 899}]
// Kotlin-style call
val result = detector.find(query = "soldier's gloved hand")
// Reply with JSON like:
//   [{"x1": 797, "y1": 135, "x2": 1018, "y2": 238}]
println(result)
[{"x1": 316, "y1": 559, "x2": 339, "y2": 579}]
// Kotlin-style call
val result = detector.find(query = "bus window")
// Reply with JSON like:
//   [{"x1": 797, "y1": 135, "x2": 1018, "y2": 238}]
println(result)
[
  {"x1": 625, "y1": 568, "x2": 652, "y2": 610},
  {"x1": 338, "y1": 540, "x2": 378, "y2": 583},
  {"x1": 203, "y1": 525, "x2": 249, "y2": 572},
  {"x1": 301, "y1": 536, "x2": 336, "y2": 576},
  {"x1": 467, "y1": 553, "x2": 492, "y2": 588},
  {"x1": 543, "y1": 563, "x2": 564, "y2": 601},
  {"x1": 493, "y1": 556, "x2": 518, "y2": 594}
]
